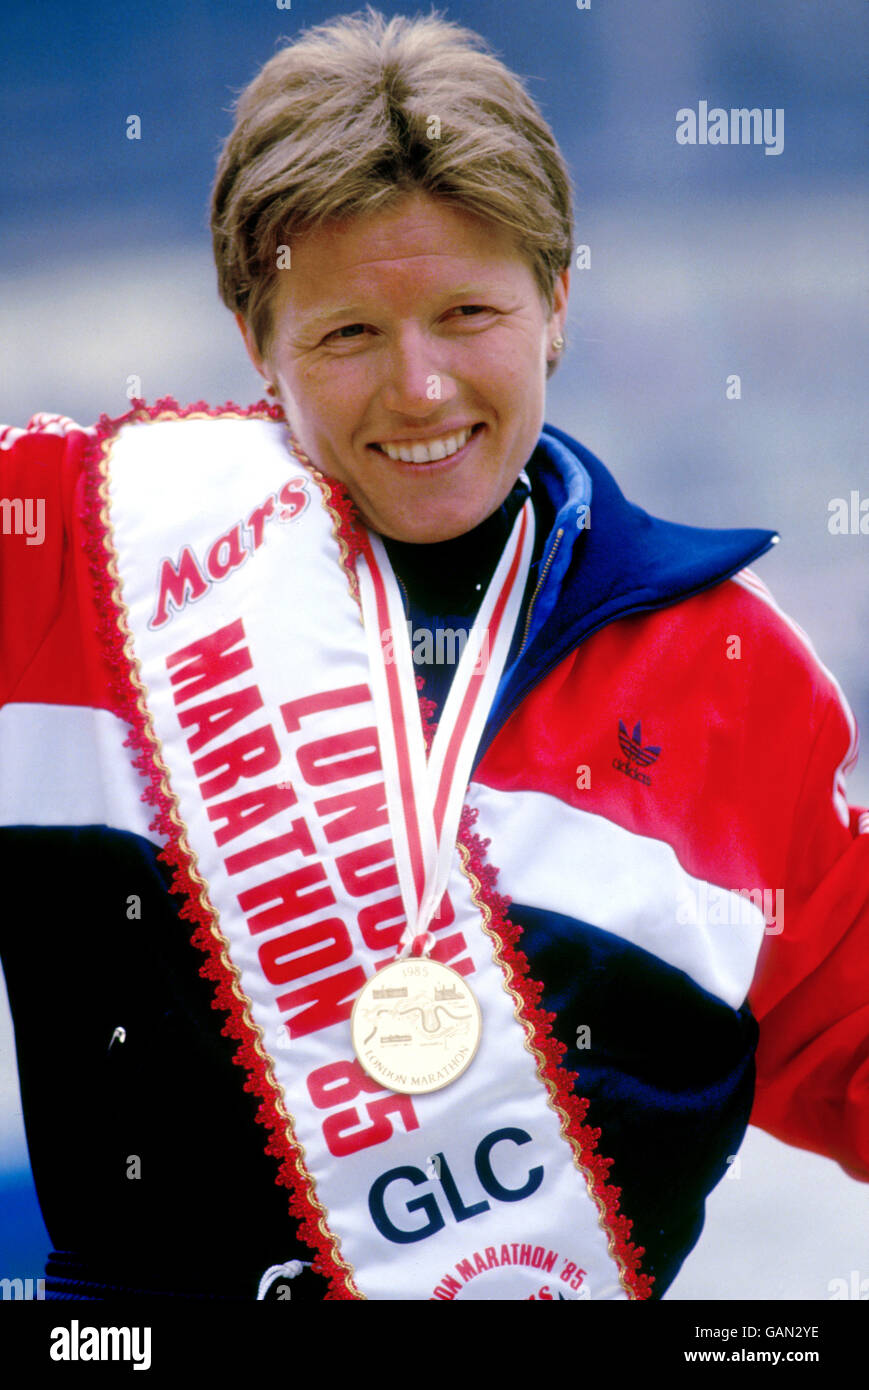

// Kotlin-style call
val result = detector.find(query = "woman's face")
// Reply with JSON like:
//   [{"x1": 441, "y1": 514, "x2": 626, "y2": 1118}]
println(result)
[{"x1": 237, "y1": 190, "x2": 569, "y2": 543}]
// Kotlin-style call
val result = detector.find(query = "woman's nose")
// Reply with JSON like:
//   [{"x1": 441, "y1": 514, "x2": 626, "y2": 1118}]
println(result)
[{"x1": 379, "y1": 330, "x2": 456, "y2": 415}]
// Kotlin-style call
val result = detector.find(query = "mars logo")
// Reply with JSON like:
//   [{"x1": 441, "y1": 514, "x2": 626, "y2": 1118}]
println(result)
[
  {"x1": 149, "y1": 476, "x2": 310, "y2": 629},
  {"x1": 613, "y1": 720, "x2": 661, "y2": 787}
]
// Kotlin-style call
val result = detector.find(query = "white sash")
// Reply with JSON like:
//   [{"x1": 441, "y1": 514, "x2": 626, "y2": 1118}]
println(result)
[{"x1": 92, "y1": 404, "x2": 649, "y2": 1301}]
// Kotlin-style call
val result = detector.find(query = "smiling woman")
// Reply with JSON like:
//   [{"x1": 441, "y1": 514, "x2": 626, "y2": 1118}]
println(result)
[
  {"x1": 0, "y1": 7, "x2": 866, "y2": 1306},
  {"x1": 210, "y1": 10, "x2": 573, "y2": 543},
  {"x1": 235, "y1": 192, "x2": 567, "y2": 541}
]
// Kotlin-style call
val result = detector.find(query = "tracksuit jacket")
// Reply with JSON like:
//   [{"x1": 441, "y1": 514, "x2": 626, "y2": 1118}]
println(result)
[{"x1": 0, "y1": 408, "x2": 867, "y2": 1300}]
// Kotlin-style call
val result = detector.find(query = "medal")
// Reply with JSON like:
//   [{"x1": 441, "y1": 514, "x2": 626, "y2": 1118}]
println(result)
[
  {"x1": 351, "y1": 957, "x2": 482, "y2": 1095},
  {"x1": 352, "y1": 493, "x2": 535, "y2": 1092}
]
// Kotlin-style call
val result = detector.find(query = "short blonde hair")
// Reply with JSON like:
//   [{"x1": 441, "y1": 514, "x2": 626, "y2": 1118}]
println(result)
[{"x1": 210, "y1": 7, "x2": 575, "y2": 363}]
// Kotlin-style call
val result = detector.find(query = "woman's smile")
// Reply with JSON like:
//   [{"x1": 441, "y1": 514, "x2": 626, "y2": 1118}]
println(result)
[{"x1": 370, "y1": 421, "x2": 483, "y2": 465}]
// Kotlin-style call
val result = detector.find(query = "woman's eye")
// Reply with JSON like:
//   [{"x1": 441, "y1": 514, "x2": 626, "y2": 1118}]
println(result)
[
  {"x1": 454, "y1": 305, "x2": 489, "y2": 317},
  {"x1": 325, "y1": 323, "x2": 367, "y2": 343}
]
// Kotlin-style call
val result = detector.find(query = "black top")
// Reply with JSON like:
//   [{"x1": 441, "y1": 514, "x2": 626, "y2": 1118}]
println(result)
[{"x1": 380, "y1": 474, "x2": 535, "y2": 717}]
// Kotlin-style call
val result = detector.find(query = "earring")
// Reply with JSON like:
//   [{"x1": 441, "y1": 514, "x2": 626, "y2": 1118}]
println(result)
[
  {"x1": 263, "y1": 380, "x2": 278, "y2": 398},
  {"x1": 551, "y1": 335, "x2": 565, "y2": 353}
]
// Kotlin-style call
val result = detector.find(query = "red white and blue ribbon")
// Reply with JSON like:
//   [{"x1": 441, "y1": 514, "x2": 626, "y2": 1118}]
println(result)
[{"x1": 356, "y1": 501, "x2": 534, "y2": 958}]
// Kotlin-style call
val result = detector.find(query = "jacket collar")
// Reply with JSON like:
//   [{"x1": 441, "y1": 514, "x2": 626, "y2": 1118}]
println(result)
[{"x1": 479, "y1": 422, "x2": 779, "y2": 759}]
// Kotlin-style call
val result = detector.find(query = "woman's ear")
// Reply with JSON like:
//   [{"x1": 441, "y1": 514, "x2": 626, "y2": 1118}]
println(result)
[
  {"x1": 235, "y1": 311, "x2": 268, "y2": 382},
  {"x1": 546, "y1": 267, "x2": 571, "y2": 373},
  {"x1": 550, "y1": 266, "x2": 570, "y2": 340},
  {"x1": 234, "y1": 313, "x2": 281, "y2": 400}
]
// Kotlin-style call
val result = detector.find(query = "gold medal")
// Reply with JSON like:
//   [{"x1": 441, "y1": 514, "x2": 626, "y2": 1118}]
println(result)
[{"x1": 351, "y1": 957, "x2": 482, "y2": 1095}]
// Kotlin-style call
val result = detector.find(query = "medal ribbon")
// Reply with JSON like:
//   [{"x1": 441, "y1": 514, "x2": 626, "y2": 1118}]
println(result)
[{"x1": 356, "y1": 498, "x2": 535, "y2": 954}]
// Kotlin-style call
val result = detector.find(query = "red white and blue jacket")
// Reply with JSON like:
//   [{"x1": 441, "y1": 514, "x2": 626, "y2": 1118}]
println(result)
[{"x1": 1, "y1": 408, "x2": 867, "y2": 1300}]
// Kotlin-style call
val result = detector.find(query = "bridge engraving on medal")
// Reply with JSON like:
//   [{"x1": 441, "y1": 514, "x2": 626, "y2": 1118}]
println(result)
[{"x1": 351, "y1": 958, "x2": 482, "y2": 1095}]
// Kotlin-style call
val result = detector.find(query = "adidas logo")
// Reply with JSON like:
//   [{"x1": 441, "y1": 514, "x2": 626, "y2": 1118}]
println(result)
[{"x1": 613, "y1": 720, "x2": 661, "y2": 786}]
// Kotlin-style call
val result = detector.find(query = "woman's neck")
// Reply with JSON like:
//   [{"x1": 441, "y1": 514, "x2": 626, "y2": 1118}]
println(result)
[{"x1": 380, "y1": 476, "x2": 532, "y2": 619}]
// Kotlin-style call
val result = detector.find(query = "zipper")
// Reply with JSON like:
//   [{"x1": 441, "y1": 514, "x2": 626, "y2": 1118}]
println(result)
[
  {"x1": 518, "y1": 528, "x2": 564, "y2": 658},
  {"x1": 395, "y1": 572, "x2": 410, "y2": 617}
]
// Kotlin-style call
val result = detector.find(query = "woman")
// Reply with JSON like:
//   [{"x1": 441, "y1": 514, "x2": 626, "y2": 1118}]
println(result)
[{"x1": 0, "y1": 10, "x2": 866, "y2": 1302}]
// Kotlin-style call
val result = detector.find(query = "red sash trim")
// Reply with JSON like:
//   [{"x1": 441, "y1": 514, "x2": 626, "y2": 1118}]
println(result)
[
  {"x1": 455, "y1": 805, "x2": 654, "y2": 1300},
  {"x1": 306, "y1": 467, "x2": 364, "y2": 609},
  {"x1": 79, "y1": 397, "x2": 362, "y2": 1300}
]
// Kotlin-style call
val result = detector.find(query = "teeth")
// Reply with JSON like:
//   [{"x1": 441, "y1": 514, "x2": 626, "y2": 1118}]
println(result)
[{"x1": 381, "y1": 427, "x2": 473, "y2": 463}]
